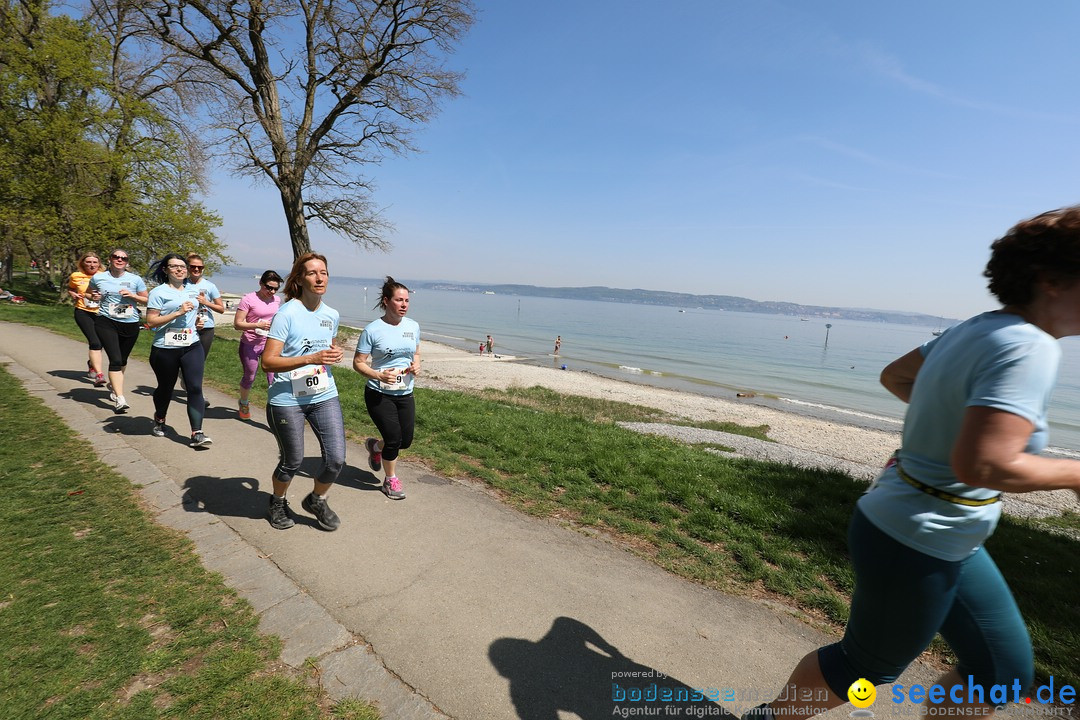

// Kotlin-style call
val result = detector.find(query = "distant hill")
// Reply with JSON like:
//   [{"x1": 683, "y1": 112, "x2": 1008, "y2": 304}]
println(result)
[
  {"x1": 216, "y1": 267, "x2": 951, "y2": 326},
  {"x1": 422, "y1": 281, "x2": 953, "y2": 327}
]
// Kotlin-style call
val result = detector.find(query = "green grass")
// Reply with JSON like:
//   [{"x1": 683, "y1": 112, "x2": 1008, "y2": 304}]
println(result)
[
  {"x1": 2, "y1": 280, "x2": 1077, "y2": 689},
  {"x1": 0, "y1": 304, "x2": 380, "y2": 717}
]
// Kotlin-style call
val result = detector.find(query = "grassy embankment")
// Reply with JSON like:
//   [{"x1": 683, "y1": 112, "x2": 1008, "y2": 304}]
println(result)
[
  {"x1": 2, "y1": 279, "x2": 1077, "y2": 690},
  {"x1": 0, "y1": 369, "x2": 379, "y2": 717}
]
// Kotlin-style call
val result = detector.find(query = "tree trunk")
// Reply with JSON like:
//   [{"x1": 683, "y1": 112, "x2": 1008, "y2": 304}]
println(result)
[{"x1": 279, "y1": 184, "x2": 311, "y2": 259}]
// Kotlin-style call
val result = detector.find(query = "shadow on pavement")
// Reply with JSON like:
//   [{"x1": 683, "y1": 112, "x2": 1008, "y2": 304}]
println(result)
[
  {"x1": 182, "y1": 474, "x2": 264, "y2": 520},
  {"x1": 490, "y1": 616, "x2": 733, "y2": 719}
]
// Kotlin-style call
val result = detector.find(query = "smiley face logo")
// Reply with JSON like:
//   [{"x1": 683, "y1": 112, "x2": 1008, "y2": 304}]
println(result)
[{"x1": 848, "y1": 678, "x2": 876, "y2": 708}]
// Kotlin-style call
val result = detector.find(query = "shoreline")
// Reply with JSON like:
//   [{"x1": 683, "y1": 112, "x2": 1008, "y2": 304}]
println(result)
[{"x1": 407, "y1": 339, "x2": 1078, "y2": 519}]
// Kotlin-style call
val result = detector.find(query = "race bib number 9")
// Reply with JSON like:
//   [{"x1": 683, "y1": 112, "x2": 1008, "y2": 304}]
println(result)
[
  {"x1": 378, "y1": 371, "x2": 408, "y2": 392},
  {"x1": 291, "y1": 366, "x2": 331, "y2": 398}
]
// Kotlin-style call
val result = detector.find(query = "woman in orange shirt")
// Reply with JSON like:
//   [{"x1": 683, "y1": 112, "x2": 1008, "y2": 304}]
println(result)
[{"x1": 67, "y1": 252, "x2": 107, "y2": 386}]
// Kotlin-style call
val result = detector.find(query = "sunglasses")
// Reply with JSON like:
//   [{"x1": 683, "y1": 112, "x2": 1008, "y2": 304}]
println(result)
[
  {"x1": 264, "y1": 284, "x2": 280, "y2": 292},
  {"x1": 187, "y1": 264, "x2": 204, "y2": 270},
  {"x1": 111, "y1": 254, "x2": 129, "y2": 261}
]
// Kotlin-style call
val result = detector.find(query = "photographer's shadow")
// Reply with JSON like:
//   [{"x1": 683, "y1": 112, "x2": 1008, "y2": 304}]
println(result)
[
  {"x1": 182, "y1": 474, "x2": 264, "y2": 520},
  {"x1": 489, "y1": 616, "x2": 731, "y2": 720}
]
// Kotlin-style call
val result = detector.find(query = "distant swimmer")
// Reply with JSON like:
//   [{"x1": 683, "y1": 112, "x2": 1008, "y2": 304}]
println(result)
[{"x1": 553, "y1": 335, "x2": 562, "y2": 355}]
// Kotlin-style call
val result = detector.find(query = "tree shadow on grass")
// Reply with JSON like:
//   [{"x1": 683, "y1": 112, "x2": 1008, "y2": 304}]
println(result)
[{"x1": 489, "y1": 616, "x2": 732, "y2": 720}]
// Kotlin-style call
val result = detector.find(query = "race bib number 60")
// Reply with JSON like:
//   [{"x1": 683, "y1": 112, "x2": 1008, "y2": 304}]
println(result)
[{"x1": 290, "y1": 366, "x2": 331, "y2": 398}]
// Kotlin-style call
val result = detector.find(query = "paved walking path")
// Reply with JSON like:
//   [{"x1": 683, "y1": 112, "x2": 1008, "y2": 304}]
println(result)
[{"x1": 1, "y1": 321, "x2": 937, "y2": 719}]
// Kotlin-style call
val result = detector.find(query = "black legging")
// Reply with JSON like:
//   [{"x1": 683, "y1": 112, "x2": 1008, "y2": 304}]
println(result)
[
  {"x1": 197, "y1": 327, "x2": 215, "y2": 358},
  {"x1": 149, "y1": 343, "x2": 206, "y2": 430},
  {"x1": 74, "y1": 308, "x2": 102, "y2": 350},
  {"x1": 94, "y1": 315, "x2": 141, "y2": 371},
  {"x1": 364, "y1": 387, "x2": 415, "y2": 461}
]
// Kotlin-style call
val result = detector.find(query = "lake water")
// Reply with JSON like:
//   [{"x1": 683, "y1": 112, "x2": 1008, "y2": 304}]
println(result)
[{"x1": 213, "y1": 272, "x2": 1080, "y2": 455}]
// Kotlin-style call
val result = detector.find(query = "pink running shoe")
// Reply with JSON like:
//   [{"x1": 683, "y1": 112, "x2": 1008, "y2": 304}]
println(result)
[
  {"x1": 381, "y1": 476, "x2": 405, "y2": 500},
  {"x1": 365, "y1": 437, "x2": 382, "y2": 472}
]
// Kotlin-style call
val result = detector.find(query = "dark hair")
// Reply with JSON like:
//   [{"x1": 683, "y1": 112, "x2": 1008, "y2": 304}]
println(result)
[
  {"x1": 283, "y1": 252, "x2": 328, "y2": 300},
  {"x1": 148, "y1": 253, "x2": 188, "y2": 286},
  {"x1": 260, "y1": 270, "x2": 283, "y2": 287},
  {"x1": 376, "y1": 275, "x2": 409, "y2": 310},
  {"x1": 985, "y1": 206, "x2": 1080, "y2": 306}
]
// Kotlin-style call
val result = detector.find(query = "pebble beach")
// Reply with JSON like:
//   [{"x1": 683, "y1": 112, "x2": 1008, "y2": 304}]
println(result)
[{"x1": 412, "y1": 340, "x2": 1079, "y2": 521}]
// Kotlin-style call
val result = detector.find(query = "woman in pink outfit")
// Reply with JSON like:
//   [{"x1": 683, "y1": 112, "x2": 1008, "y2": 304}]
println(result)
[{"x1": 233, "y1": 270, "x2": 283, "y2": 419}]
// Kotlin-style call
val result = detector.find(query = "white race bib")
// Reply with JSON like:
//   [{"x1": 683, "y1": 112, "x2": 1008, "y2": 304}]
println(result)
[
  {"x1": 83, "y1": 299, "x2": 99, "y2": 309},
  {"x1": 163, "y1": 327, "x2": 194, "y2": 347},
  {"x1": 378, "y1": 371, "x2": 408, "y2": 392},
  {"x1": 290, "y1": 366, "x2": 331, "y2": 398},
  {"x1": 105, "y1": 301, "x2": 135, "y2": 319},
  {"x1": 254, "y1": 328, "x2": 269, "y2": 337}
]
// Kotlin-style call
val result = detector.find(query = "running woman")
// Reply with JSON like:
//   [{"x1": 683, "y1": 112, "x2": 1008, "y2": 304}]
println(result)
[
  {"x1": 87, "y1": 249, "x2": 148, "y2": 413},
  {"x1": 260, "y1": 252, "x2": 344, "y2": 531},
  {"x1": 144, "y1": 253, "x2": 212, "y2": 448},
  {"x1": 184, "y1": 253, "x2": 224, "y2": 359},
  {"x1": 353, "y1": 276, "x2": 421, "y2": 500},
  {"x1": 233, "y1": 270, "x2": 283, "y2": 419},
  {"x1": 67, "y1": 252, "x2": 106, "y2": 386}
]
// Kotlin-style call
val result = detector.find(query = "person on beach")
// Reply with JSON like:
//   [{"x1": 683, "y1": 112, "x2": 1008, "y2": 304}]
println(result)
[
  {"x1": 233, "y1": 270, "x2": 283, "y2": 420},
  {"x1": 354, "y1": 276, "x2": 421, "y2": 500},
  {"x1": 259, "y1": 252, "x2": 344, "y2": 531},
  {"x1": 744, "y1": 207, "x2": 1080, "y2": 720},
  {"x1": 554, "y1": 335, "x2": 561, "y2": 355},
  {"x1": 184, "y1": 253, "x2": 224, "y2": 361},
  {"x1": 144, "y1": 253, "x2": 212, "y2": 448},
  {"x1": 67, "y1": 252, "x2": 107, "y2": 387},
  {"x1": 87, "y1": 249, "x2": 148, "y2": 413},
  {"x1": 486, "y1": 334, "x2": 494, "y2": 356}
]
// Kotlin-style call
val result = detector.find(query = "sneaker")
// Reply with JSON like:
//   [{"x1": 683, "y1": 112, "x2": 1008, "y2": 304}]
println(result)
[
  {"x1": 86, "y1": 361, "x2": 96, "y2": 381},
  {"x1": 190, "y1": 431, "x2": 213, "y2": 448},
  {"x1": 114, "y1": 395, "x2": 129, "y2": 413},
  {"x1": 93, "y1": 373, "x2": 107, "y2": 387},
  {"x1": 107, "y1": 383, "x2": 116, "y2": 402},
  {"x1": 267, "y1": 496, "x2": 295, "y2": 530},
  {"x1": 302, "y1": 492, "x2": 341, "y2": 531},
  {"x1": 365, "y1": 437, "x2": 382, "y2": 472},
  {"x1": 382, "y1": 476, "x2": 405, "y2": 500},
  {"x1": 151, "y1": 419, "x2": 166, "y2": 437},
  {"x1": 238, "y1": 402, "x2": 251, "y2": 420}
]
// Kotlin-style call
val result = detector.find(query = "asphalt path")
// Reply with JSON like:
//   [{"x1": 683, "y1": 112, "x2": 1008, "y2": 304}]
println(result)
[{"x1": 1, "y1": 320, "x2": 938, "y2": 719}]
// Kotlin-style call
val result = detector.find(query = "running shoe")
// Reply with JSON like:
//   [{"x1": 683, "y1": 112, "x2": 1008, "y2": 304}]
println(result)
[
  {"x1": 301, "y1": 492, "x2": 341, "y2": 531},
  {"x1": 114, "y1": 395, "x2": 129, "y2": 413},
  {"x1": 93, "y1": 372, "x2": 107, "y2": 387},
  {"x1": 267, "y1": 496, "x2": 295, "y2": 530},
  {"x1": 190, "y1": 431, "x2": 213, "y2": 448},
  {"x1": 86, "y1": 361, "x2": 96, "y2": 382},
  {"x1": 381, "y1": 475, "x2": 405, "y2": 500},
  {"x1": 238, "y1": 401, "x2": 251, "y2": 420},
  {"x1": 107, "y1": 383, "x2": 116, "y2": 402},
  {"x1": 151, "y1": 419, "x2": 166, "y2": 437},
  {"x1": 365, "y1": 437, "x2": 382, "y2": 472}
]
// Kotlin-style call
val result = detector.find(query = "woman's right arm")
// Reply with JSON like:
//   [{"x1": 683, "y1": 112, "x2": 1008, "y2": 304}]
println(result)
[
  {"x1": 261, "y1": 338, "x2": 343, "y2": 373},
  {"x1": 952, "y1": 406, "x2": 1080, "y2": 497},
  {"x1": 233, "y1": 308, "x2": 249, "y2": 331}
]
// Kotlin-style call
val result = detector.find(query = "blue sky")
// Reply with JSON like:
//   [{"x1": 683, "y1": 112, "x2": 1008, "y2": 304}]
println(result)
[{"x1": 212, "y1": 0, "x2": 1080, "y2": 320}]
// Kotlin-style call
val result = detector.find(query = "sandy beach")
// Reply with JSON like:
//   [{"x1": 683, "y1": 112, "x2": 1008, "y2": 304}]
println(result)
[{"x1": 410, "y1": 339, "x2": 1079, "y2": 519}]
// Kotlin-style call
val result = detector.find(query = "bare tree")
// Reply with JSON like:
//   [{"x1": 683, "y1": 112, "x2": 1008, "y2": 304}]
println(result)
[{"x1": 93, "y1": 0, "x2": 474, "y2": 259}]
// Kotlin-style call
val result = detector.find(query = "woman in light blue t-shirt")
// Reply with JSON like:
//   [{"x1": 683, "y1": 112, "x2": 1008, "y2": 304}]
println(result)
[
  {"x1": 144, "y1": 253, "x2": 212, "y2": 448},
  {"x1": 750, "y1": 207, "x2": 1080, "y2": 720},
  {"x1": 353, "y1": 276, "x2": 421, "y2": 501},
  {"x1": 259, "y1": 252, "x2": 345, "y2": 533}
]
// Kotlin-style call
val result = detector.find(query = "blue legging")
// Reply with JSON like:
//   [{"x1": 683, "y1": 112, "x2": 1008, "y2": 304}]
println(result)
[
  {"x1": 266, "y1": 396, "x2": 346, "y2": 485},
  {"x1": 819, "y1": 508, "x2": 1033, "y2": 697}
]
